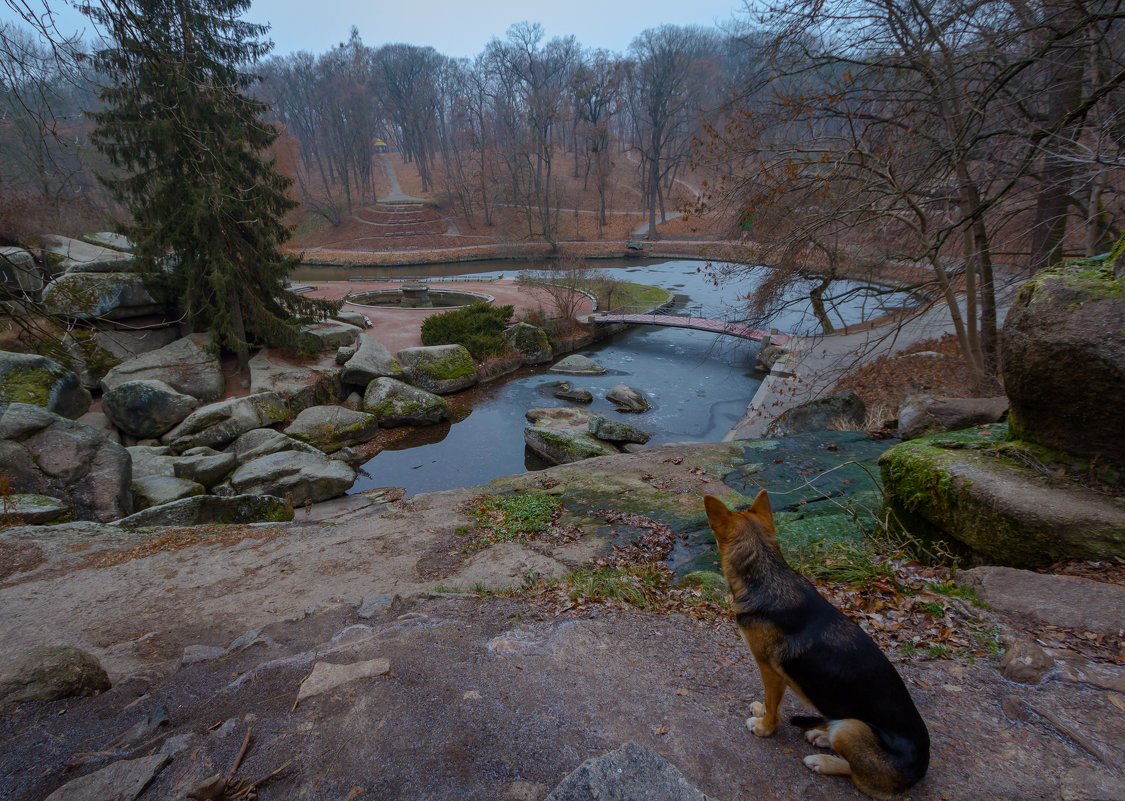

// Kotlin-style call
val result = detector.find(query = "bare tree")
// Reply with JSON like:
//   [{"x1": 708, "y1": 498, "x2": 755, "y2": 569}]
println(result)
[
  {"x1": 626, "y1": 25, "x2": 719, "y2": 239},
  {"x1": 572, "y1": 49, "x2": 623, "y2": 234},
  {"x1": 484, "y1": 23, "x2": 578, "y2": 247},
  {"x1": 700, "y1": 0, "x2": 1125, "y2": 386}
]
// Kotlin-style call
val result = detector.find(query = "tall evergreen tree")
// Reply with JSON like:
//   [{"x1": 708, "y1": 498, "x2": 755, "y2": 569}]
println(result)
[{"x1": 84, "y1": 0, "x2": 336, "y2": 370}]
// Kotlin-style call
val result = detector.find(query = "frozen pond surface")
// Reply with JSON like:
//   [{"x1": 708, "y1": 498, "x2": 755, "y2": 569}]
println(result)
[{"x1": 292, "y1": 259, "x2": 910, "y2": 496}]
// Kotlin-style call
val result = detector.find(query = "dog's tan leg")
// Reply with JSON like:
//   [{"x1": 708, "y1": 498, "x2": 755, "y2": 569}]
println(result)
[
  {"x1": 828, "y1": 718, "x2": 906, "y2": 799},
  {"x1": 804, "y1": 754, "x2": 852, "y2": 775},
  {"x1": 746, "y1": 661, "x2": 786, "y2": 737}
]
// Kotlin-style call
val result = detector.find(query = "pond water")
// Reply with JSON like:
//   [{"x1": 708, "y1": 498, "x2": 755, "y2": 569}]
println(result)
[{"x1": 292, "y1": 258, "x2": 913, "y2": 496}]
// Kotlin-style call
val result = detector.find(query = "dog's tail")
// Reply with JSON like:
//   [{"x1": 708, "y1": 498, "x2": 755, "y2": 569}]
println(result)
[{"x1": 789, "y1": 715, "x2": 827, "y2": 730}]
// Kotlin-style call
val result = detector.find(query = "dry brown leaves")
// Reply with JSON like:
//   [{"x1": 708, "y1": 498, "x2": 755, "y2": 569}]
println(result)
[
  {"x1": 832, "y1": 333, "x2": 987, "y2": 419},
  {"x1": 77, "y1": 526, "x2": 289, "y2": 571}
]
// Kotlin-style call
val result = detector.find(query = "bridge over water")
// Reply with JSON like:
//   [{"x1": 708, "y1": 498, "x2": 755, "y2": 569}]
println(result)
[{"x1": 591, "y1": 305, "x2": 791, "y2": 346}]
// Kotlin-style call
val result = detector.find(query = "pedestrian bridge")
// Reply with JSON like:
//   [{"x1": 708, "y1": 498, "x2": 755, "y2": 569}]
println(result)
[{"x1": 591, "y1": 305, "x2": 790, "y2": 346}]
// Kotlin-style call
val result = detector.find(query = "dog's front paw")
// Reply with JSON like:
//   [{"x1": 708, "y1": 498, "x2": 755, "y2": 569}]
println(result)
[
  {"x1": 805, "y1": 728, "x2": 831, "y2": 748},
  {"x1": 749, "y1": 701, "x2": 767, "y2": 717},
  {"x1": 804, "y1": 754, "x2": 851, "y2": 776},
  {"x1": 746, "y1": 715, "x2": 777, "y2": 737}
]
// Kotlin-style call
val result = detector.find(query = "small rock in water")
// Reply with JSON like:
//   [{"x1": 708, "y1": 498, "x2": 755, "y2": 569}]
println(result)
[
  {"x1": 549, "y1": 354, "x2": 607, "y2": 375},
  {"x1": 553, "y1": 382, "x2": 593, "y2": 403},
  {"x1": 606, "y1": 385, "x2": 651, "y2": 413}
]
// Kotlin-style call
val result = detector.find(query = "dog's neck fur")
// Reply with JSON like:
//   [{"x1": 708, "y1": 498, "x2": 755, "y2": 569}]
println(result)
[{"x1": 721, "y1": 535, "x2": 795, "y2": 617}]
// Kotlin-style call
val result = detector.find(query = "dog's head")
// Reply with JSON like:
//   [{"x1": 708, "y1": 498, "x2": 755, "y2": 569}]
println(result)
[{"x1": 704, "y1": 490, "x2": 780, "y2": 565}]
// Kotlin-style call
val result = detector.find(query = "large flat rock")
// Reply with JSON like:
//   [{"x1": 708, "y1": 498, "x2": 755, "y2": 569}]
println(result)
[
  {"x1": 880, "y1": 427, "x2": 1125, "y2": 568},
  {"x1": 101, "y1": 334, "x2": 223, "y2": 402},
  {"x1": 957, "y1": 566, "x2": 1125, "y2": 637},
  {"x1": 545, "y1": 742, "x2": 718, "y2": 801}
]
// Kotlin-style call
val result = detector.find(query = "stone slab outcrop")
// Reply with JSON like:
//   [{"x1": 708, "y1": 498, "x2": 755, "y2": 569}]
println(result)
[
  {"x1": 224, "y1": 428, "x2": 320, "y2": 465},
  {"x1": 606, "y1": 385, "x2": 651, "y2": 413},
  {"x1": 248, "y1": 350, "x2": 343, "y2": 413},
  {"x1": 524, "y1": 407, "x2": 620, "y2": 466},
  {"x1": 880, "y1": 430, "x2": 1125, "y2": 568},
  {"x1": 101, "y1": 379, "x2": 200, "y2": 438},
  {"x1": 38, "y1": 234, "x2": 135, "y2": 273},
  {"x1": 101, "y1": 334, "x2": 223, "y2": 402},
  {"x1": 131, "y1": 475, "x2": 205, "y2": 510},
  {"x1": 227, "y1": 451, "x2": 355, "y2": 505},
  {"x1": 300, "y1": 320, "x2": 361, "y2": 350},
  {"x1": 0, "y1": 247, "x2": 44, "y2": 296},
  {"x1": 340, "y1": 337, "x2": 403, "y2": 388},
  {"x1": 113, "y1": 493, "x2": 293, "y2": 528},
  {"x1": 0, "y1": 645, "x2": 110, "y2": 707},
  {"x1": 1, "y1": 494, "x2": 70, "y2": 525},
  {"x1": 898, "y1": 395, "x2": 1008, "y2": 440},
  {"x1": 550, "y1": 354, "x2": 606, "y2": 375},
  {"x1": 162, "y1": 392, "x2": 289, "y2": 453},
  {"x1": 284, "y1": 405, "x2": 380, "y2": 453},
  {"x1": 42, "y1": 272, "x2": 161, "y2": 320},
  {"x1": 956, "y1": 566, "x2": 1125, "y2": 637},
  {"x1": 43, "y1": 754, "x2": 170, "y2": 801},
  {"x1": 545, "y1": 742, "x2": 717, "y2": 801},
  {"x1": 1, "y1": 403, "x2": 132, "y2": 522}
]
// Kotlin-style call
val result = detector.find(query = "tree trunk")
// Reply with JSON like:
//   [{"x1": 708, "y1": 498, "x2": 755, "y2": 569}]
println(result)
[{"x1": 228, "y1": 285, "x2": 250, "y2": 374}]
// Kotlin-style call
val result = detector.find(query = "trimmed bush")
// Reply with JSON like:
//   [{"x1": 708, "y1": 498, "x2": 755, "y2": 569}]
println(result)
[{"x1": 420, "y1": 303, "x2": 514, "y2": 360}]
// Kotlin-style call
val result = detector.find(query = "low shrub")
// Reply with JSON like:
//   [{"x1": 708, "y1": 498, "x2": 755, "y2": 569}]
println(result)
[{"x1": 420, "y1": 302, "x2": 514, "y2": 359}]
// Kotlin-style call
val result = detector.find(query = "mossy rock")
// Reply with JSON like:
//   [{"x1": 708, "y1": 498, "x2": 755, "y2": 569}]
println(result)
[
  {"x1": 880, "y1": 428, "x2": 1125, "y2": 568},
  {"x1": 363, "y1": 377, "x2": 450, "y2": 427},
  {"x1": 397, "y1": 344, "x2": 479, "y2": 394},
  {"x1": 503, "y1": 322, "x2": 553, "y2": 365},
  {"x1": 523, "y1": 426, "x2": 620, "y2": 466},
  {"x1": 112, "y1": 493, "x2": 294, "y2": 528},
  {"x1": 0, "y1": 351, "x2": 91, "y2": 419},
  {"x1": 1001, "y1": 257, "x2": 1124, "y2": 477},
  {"x1": 41, "y1": 271, "x2": 162, "y2": 320}
]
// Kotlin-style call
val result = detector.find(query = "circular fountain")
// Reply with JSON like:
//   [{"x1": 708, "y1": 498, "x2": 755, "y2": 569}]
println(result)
[{"x1": 346, "y1": 283, "x2": 493, "y2": 310}]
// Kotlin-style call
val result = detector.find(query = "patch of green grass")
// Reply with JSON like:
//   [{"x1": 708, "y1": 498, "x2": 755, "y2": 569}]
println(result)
[
  {"x1": 573, "y1": 278, "x2": 671, "y2": 311},
  {"x1": 782, "y1": 537, "x2": 893, "y2": 585},
  {"x1": 457, "y1": 492, "x2": 561, "y2": 552},
  {"x1": 917, "y1": 600, "x2": 947, "y2": 618},
  {"x1": 562, "y1": 563, "x2": 671, "y2": 609},
  {"x1": 927, "y1": 644, "x2": 951, "y2": 659},
  {"x1": 898, "y1": 641, "x2": 918, "y2": 657},
  {"x1": 929, "y1": 580, "x2": 988, "y2": 608}
]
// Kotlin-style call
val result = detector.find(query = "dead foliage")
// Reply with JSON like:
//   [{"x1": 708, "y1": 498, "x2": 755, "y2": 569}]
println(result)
[
  {"x1": 832, "y1": 334, "x2": 988, "y2": 421},
  {"x1": 75, "y1": 526, "x2": 289, "y2": 572}
]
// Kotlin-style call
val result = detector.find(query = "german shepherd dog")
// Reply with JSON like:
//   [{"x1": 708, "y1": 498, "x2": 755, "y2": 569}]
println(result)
[{"x1": 704, "y1": 491, "x2": 929, "y2": 799}]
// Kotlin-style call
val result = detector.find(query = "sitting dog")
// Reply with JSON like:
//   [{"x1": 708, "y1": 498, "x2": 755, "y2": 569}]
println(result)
[{"x1": 704, "y1": 491, "x2": 929, "y2": 799}]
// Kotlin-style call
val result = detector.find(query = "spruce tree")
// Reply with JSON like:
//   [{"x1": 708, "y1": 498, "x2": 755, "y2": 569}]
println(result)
[{"x1": 85, "y1": 0, "x2": 336, "y2": 370}]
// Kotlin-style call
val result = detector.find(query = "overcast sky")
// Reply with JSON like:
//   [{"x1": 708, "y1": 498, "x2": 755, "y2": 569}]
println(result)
[{"x1": 21, "y1": 0, "x2": 747, "y2": 58}]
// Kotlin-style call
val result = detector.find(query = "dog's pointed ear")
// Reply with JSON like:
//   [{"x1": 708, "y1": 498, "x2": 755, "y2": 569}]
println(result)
[
  {"x1": 704, "y1": 494, "x2": 737, "y2": 547},
  {"x1": 748, "y1": 489, "x2": 772, "y2": 520},
  {"x1": 745, "y1": 489, "x2": 780, "y2": 549}
]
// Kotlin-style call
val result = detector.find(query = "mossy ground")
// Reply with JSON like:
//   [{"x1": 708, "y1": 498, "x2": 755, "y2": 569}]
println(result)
[{"x1": 477, "y1": 438, "x2": 1000, "y2": 660}]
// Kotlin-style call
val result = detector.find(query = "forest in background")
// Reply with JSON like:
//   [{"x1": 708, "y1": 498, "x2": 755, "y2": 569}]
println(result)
[{"x1": 3, "y1": 0, "x2": 1124, "y2": 385}]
